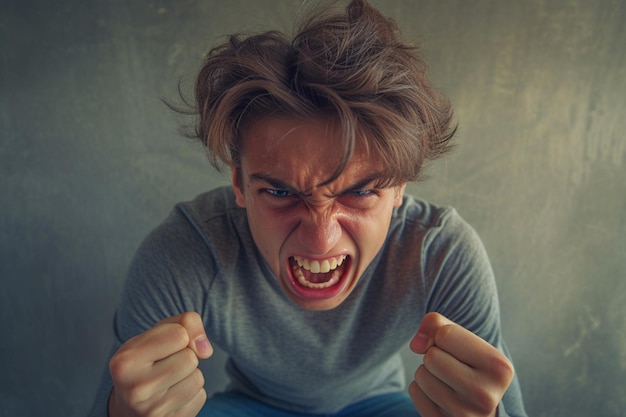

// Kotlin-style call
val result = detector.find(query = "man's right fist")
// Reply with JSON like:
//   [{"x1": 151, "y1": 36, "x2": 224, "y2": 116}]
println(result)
[{"x1": 108, "y1": 312, "x2": 213, "y2": 417}]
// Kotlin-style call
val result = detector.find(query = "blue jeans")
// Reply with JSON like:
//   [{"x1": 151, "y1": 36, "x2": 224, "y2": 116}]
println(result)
[{"x1": 198, "y1": 391, "x2": 419, "y2": 417}]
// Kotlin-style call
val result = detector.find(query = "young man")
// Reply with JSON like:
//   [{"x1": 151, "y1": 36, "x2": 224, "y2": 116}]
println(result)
[{"x1": 90, "y1": 1, "x2": 527, "y2": 416}]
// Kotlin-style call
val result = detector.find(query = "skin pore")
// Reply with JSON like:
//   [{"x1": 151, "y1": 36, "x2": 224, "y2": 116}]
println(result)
[{"x1": 231, "y1": 115, "x2": 406, "y2": 310}]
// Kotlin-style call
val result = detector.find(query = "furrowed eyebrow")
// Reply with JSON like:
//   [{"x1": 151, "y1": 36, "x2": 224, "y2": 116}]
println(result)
[
  {"x1": 331, "y1": 175, "x2": 385, "y2": 197},
  {"x1": 249, "y1": 172, "x2": 386, "y2": 197},
  {"x1": 249, "y1": 173, "x2": 307, "y2": 196}
]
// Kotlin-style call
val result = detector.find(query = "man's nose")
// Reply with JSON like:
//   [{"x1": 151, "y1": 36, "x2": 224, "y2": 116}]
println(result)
[{"x1": 296, "y1": 207, "x2": 341, "y2": 255}]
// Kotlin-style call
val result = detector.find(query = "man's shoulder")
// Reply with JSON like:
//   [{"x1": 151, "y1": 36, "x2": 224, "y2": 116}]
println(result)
[
  {"x1": 394, "y1": 194, "x2": 458, "y2": 229},
  {"x1": 178, "y1": 185, "x2": 240, "y2": 218},
  {"x1": 390, "y1": 194, "x2": 479, "y2": 251},
  {"x1": 140, "y1": 186, "x2": 247, "y2": 253}
]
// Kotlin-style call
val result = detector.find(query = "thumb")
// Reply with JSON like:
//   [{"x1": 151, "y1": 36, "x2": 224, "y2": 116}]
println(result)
[
  {"x1": 410, "y1": 312, "x2": 453, "y2": 354},
  {"x1": 176, "y1": 311, "x2": 214, "y2": 359}
]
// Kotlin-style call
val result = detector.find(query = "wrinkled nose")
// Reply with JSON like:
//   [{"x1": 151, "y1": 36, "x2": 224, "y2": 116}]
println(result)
[{"x1": 297, "y1": 208, "x2": 341, "y2": 255}]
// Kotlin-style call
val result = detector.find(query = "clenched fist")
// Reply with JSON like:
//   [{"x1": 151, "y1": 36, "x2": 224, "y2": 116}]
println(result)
[
  {"x1": 409, "y1": 312, "x2": 514, "y2": 417},
  {"x1": 108, "y1": 312, "x2": 213, "y2": 417}
]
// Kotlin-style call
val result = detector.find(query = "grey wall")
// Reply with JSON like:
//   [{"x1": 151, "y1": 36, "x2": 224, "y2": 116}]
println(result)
[{"x1": 1, "y1": 1, "x2": 624, "y2": 416}]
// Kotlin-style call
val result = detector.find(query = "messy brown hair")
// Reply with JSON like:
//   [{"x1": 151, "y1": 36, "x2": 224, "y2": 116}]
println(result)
[{"x1": 185, "y1": 0, "x2": 456, "y2": 186}]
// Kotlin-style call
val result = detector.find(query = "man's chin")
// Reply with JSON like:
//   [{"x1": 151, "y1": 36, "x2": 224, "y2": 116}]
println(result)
[{"x1": 286, "y1": 291, "x2": 352, "y2": 311}]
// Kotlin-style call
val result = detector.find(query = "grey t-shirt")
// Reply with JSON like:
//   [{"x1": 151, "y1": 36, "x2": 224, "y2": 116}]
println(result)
[{"x1": 89, "y1": 186, "x2": 526, "y2": 416}]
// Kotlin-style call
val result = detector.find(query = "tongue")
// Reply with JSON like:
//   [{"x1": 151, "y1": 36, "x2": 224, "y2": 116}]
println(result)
[{"x1": 303, "y1": 269, "x2": 334, "y2": 284}]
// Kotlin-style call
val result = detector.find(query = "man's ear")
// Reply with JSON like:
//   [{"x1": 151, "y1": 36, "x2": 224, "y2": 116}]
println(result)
[
  {"x1": 230, "y1": 164, "x2": 246, "y2": 208},
  {"x1": 393, "y1": 183, "x2": 407, "y2": 207}
]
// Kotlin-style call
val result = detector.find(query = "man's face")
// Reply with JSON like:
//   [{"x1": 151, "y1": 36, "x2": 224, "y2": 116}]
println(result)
[{"x1": 231, "y1": 115, "x2": 405, "y2": 310}]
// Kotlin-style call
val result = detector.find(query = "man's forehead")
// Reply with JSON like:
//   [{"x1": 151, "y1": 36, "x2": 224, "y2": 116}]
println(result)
[{"x1": 239, "y1": 113, "x2": 404, "y2": 196}]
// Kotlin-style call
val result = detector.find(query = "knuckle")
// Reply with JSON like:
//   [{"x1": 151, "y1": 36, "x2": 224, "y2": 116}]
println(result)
[
  {"x1": 435, "y1": 323, "x2": 455, "y2": 345},
  {"x1": 125, "y1": 380, "x2": 154, "y2": 405},
  {"x1": 181, "y1": 347, "x2": 199, "y2": 369},
  {"x1": 475, "y1": 389, "x2": 500, "y2": 414},
  {"x1": 466, "y1": 382, "x2": 500, "y2": 414},
  {"x1": 179, "y1": 311, "x2": 200, "y2": 328},
  {"x1": 170, "y1": 324, "x2": 191, "y2": 347},
  {"x1": 492, "y1": 354, "x2": 515, "y2": 385},
  {"x1": 422, "y1": 345, "x2": 438, "y2": 368},
  {"x1": 191, "y1": 368, "x2": 205, "y2": 389},
  {"x1": 179, "y1": 389, "x2": 208, "y2": 417},
  {"x1": 414, "y1": 364, "x2": 427, "y2": 383},
  {"x1": 108, "y1": 349, "x2": 136, "y2": 381},
  {"x1": 422, "y1": 346, "x2": 445, "y2": 374},
  {"x1": 197, "y1": 387, "x2": 208, "y2": 404}
]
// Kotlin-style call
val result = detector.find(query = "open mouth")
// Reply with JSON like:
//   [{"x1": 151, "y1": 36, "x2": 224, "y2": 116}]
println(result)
[{"x1": 289, "y1": 255, "x2": 349, "y2": 290}]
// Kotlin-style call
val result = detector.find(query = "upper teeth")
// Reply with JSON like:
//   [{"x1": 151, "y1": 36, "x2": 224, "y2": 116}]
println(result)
[{"x1": 294, "y1": 255, "x2": 346, "y2": 273}]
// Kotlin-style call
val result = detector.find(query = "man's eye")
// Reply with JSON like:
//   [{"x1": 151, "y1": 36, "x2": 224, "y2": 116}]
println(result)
[
  {"x1": 264, "y1": 189, "x2": 293, "y2": 198},
  {"x1": 338, "y1": 189, "x2": 379, "y2": 209},
  {"x1": 348, "y1": 189, "x2": 373, "y2": 197}
]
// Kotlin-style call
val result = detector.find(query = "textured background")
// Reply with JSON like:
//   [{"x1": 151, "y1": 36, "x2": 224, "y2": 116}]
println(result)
[{"x1": 1, "y1": 1, "x2": 625, "y2": 416}]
